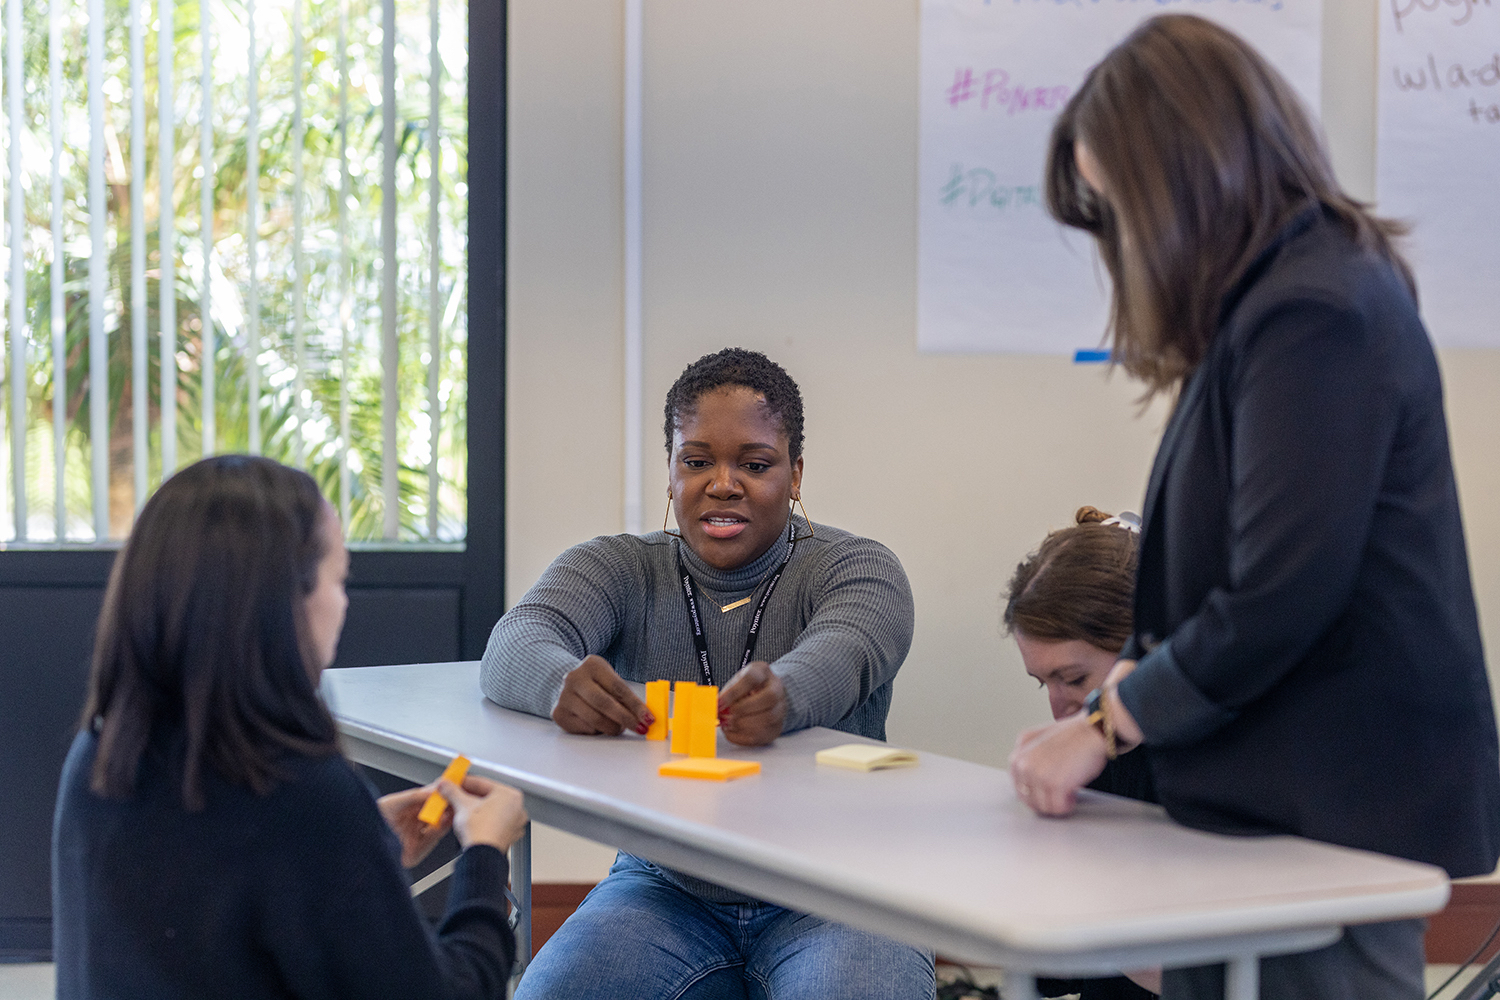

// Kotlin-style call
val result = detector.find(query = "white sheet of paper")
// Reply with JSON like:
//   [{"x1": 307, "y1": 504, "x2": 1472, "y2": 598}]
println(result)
[
  {"x1": 1376, "y1": 0, "x2": 1500, "y2": 348},
  {"x1": 917, "y1": 0, "x2": 1323, "y2": 354}
]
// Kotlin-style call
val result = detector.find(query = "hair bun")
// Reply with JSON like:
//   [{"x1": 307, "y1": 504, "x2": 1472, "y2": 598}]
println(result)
[{"x1": 1075, "y1": 505, "x2": 1112, "y2": 525}]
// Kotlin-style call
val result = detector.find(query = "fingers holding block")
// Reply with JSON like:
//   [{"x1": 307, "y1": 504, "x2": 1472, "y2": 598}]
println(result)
[
  {"x1": 645, "y1": 680, "x2": 670, "y2": 741},
  {"x1": 418, "y1": 755, "x2": 471, "y2": 826},
  {"x1": 659, "y1": 758, "x2": 761, "y2": 781}
]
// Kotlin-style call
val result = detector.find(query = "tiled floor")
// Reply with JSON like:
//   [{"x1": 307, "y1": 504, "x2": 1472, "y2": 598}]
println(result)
[
  {"x1": 1429, "y1": 962, "x2": 1482, "y2": 1000},
  {"x1": 0, "y1": 964, "x2": 51, "y2": 1000},
  {"x1": 0, "y1": 960, "x2": 1481, "y2": 998},
  {"x1": 932, "y1": 964, "x2": 1476, "y2": 997}
]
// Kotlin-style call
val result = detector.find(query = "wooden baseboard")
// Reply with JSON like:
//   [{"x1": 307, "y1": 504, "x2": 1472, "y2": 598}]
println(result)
[
  {"x1": 530, "y1": 883, "x2": 596, "y2": 956},
  {"x1": 1428, "y1": 882, "x2": 1500, "y2": 965},
  {"x1": 530, "y1": 881, "x2": 1499, "y2": 965}
]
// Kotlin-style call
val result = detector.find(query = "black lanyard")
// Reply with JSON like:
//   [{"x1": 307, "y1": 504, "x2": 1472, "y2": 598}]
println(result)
[{"x1": 675, "y1": 523, "x2": 799, "y2": 686}]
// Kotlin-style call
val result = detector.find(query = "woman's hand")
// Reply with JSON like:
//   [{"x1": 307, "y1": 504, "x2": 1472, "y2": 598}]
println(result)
[
  {"x1": 378, "y1": 785, "x2": 455, "y2": 868},
  {"x1": 437, "y1": 775, "x2": 529, "y2": 852},
  {"x1": 718, "y1": 660, "x2": 787, "y2": 746},
  {"x1": 1008, "y1": 713, "x2": 1110, "y2": 817},
  {"x1": 553, "y1": 655, "x2": 652, "y2": 736},
  {"x1": 1009, "y1": 661, "x2": 1146, "y2": 816}
]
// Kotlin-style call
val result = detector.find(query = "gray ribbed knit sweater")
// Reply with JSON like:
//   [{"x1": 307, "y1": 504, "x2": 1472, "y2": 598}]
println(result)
[
  {"x1": 481, "y1": 515, "x2": 914, "y2": 740},
  {"x1": 480, "y1": 516, "x2": 914, "y2": 904}
]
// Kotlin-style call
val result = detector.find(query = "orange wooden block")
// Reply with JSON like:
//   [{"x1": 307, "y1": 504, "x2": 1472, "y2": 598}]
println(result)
[
  {"x1": 659, "y1": 758, "x2": 761, "y2": 781},
  {"x1": 418, "y1": 755, "x2": 471, "y2": 826},
  {"x1": 669, "y1": 682, "x2": 697, "y2": 754},
  {"x1": 645, "y1": 680, "x2": 670, "y2": 740},
  {"x1": 689, "y1": 685, "x2": 719, "y2": 758}
]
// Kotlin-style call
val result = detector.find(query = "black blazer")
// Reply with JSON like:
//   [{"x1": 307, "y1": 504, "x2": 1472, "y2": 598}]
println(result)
[{"x1": 1116, "y1": 207, "x2": 1500, "y2": 878}]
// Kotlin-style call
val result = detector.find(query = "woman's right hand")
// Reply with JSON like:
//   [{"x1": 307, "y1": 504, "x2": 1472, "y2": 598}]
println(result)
[
  {"x1": 437, "y1": 775, "x2": 529, "y2": 852},
  {"x1": 552, "y1": 654, "x2": 652, "y2": 736}
]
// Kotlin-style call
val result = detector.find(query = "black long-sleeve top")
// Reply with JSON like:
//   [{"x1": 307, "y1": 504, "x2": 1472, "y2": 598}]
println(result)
[{"x1": 53, "y1": 729, "x2": 515, "y2": 999}]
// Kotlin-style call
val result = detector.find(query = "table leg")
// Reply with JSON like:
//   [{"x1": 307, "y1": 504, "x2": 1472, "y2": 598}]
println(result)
[
  {"x1": 1005, "y1": 970, "x2": 1039, "y2": 1000},
  {"x1": 1225, "y1": 955, "x2": 1258, "y2": 1000},
  {"x1": 510, "y1": 822, "x2": 532, "y2": 978}
]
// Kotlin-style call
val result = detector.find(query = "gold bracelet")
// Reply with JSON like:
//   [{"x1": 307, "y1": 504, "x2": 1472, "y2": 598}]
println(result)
[{"x1": 1085, "y1": 687, "x2": 1119, "y2": 761}]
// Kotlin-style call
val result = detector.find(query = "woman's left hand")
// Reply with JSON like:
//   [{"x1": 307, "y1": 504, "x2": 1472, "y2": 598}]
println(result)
[
  {"x1": 1008, "y1": 713, "x2": 1111, "y2": 817},
  {"x1": 718, "y1": 660, "x2": 787, "y2": 746},
  {"x1": 378, "y1": 784, "x2": 452, "y2": 868}
]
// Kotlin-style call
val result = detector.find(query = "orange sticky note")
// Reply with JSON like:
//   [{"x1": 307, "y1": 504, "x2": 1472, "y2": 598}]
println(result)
[
  {"x1": 669, "y1": 682, "x2": 698, "y2": 754},
  {"x1": 689, "y1": 685, "x2": 719, "y2": 758},
  {"x1": 418, "y1": 755, "x2": 471, "y2": 826},
  {"x1": 645, "y1": 680, "x2": 670, "y2": 740},
  {"x1": 659, "y1": 757, "x2": 760, "y2": 781}
]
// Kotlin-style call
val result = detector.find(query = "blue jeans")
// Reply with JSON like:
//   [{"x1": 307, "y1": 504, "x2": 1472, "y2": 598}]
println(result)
[{"x1": 516, "y1": 853, "x2": 936, "y2": 1000}]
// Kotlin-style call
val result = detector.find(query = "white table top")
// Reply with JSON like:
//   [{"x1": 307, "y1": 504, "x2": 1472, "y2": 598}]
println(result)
[{"x1": 322, "y1": 661, "x2": 1449, "y2": 974}]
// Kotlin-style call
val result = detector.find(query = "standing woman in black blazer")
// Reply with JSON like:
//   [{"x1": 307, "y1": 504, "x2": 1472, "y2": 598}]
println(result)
[{"x1": 1008, "y1": 15, "x2": 1500, "y2": 1000}]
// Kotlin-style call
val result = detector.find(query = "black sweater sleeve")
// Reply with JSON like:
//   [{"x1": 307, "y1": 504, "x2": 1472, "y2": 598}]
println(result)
[{"x1": 256, "y1": 758, "x2": 515, "y2": 1000}]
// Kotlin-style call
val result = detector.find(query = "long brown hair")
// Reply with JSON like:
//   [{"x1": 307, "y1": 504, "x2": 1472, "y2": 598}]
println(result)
[
  {"x1": 1046, "y1": 14, "x2": 1412, "y2": 396},
  {"x1": 83, "y1": 455, "x2": 340, "y2": 810},
  {"x1": 1004, "y1": 506, "x2": 1138, "y2": 653}
]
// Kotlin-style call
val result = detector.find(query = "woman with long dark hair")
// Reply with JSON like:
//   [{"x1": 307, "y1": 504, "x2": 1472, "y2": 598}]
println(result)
[
  {"x1": 53, "y1": 455, "x2": 527, "y2": 999},
  {"x1": 1008, "y1": 15, "x2": 1500, "y2": 1000}
]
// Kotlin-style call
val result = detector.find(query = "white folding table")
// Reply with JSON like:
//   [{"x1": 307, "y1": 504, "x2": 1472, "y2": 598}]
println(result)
[{"x1": 322, "y1": 661, "x2": 1449, "y2": 1000}]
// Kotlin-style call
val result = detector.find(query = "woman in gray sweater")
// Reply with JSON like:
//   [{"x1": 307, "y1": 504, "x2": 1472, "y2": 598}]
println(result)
[{"x1": 483, "y1": 348, "x2": 934, "y2": 1000}]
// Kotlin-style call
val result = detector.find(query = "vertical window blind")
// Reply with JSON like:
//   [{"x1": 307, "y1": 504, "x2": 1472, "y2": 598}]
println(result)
[{"x1": 0, "y1": 0, "x2": 467, "y2": 544}]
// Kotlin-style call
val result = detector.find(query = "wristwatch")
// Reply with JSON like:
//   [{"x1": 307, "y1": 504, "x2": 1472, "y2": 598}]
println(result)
[{"x1": 1083, "y1": 687, "x2": 1118, "y2": 760}]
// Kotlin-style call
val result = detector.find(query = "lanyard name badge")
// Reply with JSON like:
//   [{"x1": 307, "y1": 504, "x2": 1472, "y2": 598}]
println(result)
[{"x1": 676, "y1": 523, "x2": 798, "y2": 687}]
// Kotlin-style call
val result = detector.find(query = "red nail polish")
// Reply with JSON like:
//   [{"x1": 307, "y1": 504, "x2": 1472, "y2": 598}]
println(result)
[{"x1": 636, "y1": 722, "x2": 649, "y2": 735}]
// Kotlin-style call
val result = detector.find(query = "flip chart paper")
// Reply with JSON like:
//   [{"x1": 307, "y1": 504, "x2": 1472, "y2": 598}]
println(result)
[
  {"x1": 1376, "y1": 0, "x2": 1500, "y2": 349},
  {"x1": 917, "y1": 0, "x2": 1323, "y2": 354}
]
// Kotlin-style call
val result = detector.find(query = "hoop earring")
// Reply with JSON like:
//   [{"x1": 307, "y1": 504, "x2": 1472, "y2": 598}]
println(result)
[
  {"x1": 663, "y1": 489, "x2": 682, "y2": 538},
  {"x1": 791, "y1": 495, "x2": 814, "y2": 539}
]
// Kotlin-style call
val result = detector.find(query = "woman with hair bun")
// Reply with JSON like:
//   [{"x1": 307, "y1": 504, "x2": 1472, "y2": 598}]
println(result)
[
  {"x1": 1005, "y1": 506, "x2": 1153, "y2": 806},
  {"x1": 1005, "y1": 507, "x2": 1158, "y2": 1000},
  {"x1": 53, "y1": 455, "x2": 528, "y2": 1000},
  {"x1": 1008, "y1": 13, "x2": 1500, "y2": 1000}
]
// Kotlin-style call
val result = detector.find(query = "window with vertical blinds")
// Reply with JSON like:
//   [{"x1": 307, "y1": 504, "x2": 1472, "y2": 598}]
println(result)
[{"x1": 0, "y1": 0, "x2": 467, "y2": 545}]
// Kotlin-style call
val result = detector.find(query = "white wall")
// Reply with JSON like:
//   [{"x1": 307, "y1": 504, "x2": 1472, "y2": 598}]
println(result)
[{"x1": 506, "y1": 0, "x2": 1500, "y2": 881}]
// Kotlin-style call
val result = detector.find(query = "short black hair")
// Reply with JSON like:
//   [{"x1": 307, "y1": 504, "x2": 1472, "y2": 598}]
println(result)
[
  {"x1": 83, "y1": 455, "x2": 340, "y2": 810},
  {"x1": 663, "y1": 348, "x2": 805, "y2": 461}
]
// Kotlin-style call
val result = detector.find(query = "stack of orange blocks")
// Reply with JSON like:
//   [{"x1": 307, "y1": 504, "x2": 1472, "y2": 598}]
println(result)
[{"x1": 645, "y1": 680, "x2": 760, "y2": 781}]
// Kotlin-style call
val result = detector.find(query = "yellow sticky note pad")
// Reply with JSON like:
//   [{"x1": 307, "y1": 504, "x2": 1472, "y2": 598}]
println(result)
[
  {"x1": 659, "y1": 758, "x2": 761, "y2": 781},
  {"x1": 418, "y1": 754, "x2": 471, "y2": 826},
  {"x1": 815, "y1": 744, "x2": 918, "y2": 772}
]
